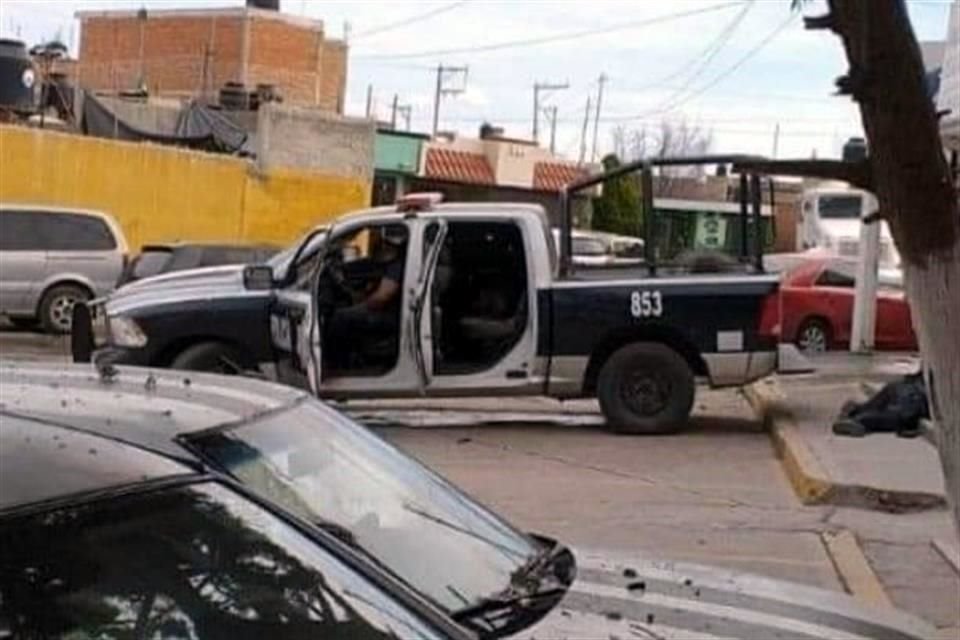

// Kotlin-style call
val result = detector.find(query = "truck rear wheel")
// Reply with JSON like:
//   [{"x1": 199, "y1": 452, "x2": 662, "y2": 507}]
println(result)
[{"x1": 596, "y1": 342, "x2": 695, "y2": 435}]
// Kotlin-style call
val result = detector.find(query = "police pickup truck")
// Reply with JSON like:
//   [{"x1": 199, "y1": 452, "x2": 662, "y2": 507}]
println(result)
[
  {"x1": 75, "y1": 156, "x2": 781, "y2": 433},
  {"x1": 259, "y1": 157, "x2": 781, "y2": 434}
]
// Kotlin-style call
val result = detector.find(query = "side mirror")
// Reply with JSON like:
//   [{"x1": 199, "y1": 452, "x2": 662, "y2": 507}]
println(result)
[{"x1": 243, "y1": 264, "x2": 275, "y2": 290}]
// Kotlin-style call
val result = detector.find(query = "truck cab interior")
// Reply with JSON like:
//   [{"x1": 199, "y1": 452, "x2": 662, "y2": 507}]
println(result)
[
  {"x1": 431, "y1": 221, "x2": 529, "y2": 376},
  {"x1": 319, "y1": 224, "x2": 409, "y2": 378}
]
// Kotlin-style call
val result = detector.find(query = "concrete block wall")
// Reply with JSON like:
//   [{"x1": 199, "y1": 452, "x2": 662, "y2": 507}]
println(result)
[
  {"x1": 256, "y1": 103, "x2": 374, "y2": 182},
  {"x1": 77, "y1": 13, "x2": 243, "y2": 97},
  {"x1": 76, "y1": 8, "x2": 347, "y2": 111}
]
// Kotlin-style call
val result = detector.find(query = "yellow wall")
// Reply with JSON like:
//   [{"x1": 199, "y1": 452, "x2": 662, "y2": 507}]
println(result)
[{"x1": 0, "y1": 125, "x2": 369, "y2": 249}]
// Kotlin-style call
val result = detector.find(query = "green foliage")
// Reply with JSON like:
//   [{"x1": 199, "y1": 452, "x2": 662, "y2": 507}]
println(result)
[{"x1": 591, "y1": 154, "x2": 643, "y2": 236}]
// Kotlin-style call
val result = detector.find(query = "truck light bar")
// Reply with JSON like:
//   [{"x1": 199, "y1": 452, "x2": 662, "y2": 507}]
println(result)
[{"x1": 396, "y1": 192, "x2": 444, "y2": 213}]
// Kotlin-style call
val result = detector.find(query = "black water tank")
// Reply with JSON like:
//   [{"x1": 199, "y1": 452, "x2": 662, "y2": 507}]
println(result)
[
  {"x1": 0, "y1": 39, "x2": 36, "y2": 115},
  {"x1": 220, "y1": 81, "x2": 248, "y2": 110},
  {"x1": 246, "y1": 0, "x2": 280, "y2": 10}
]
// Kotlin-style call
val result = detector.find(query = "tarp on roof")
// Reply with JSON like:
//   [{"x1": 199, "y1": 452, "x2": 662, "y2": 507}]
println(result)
[{"x1": 80, "y1": 92, "x2": 251, "y2": 155}]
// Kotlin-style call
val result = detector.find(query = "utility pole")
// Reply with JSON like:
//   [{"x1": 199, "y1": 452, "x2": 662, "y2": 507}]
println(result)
[
  {"x1": 390, "y1": 94, "x2": 399, "y2": 129},
  {"x1": 533, "y1": 80, "x2": 569, "y2": 142},
  {"x1": 397, "y1": 104, "x2": 412, "y2": 130},
  {"x1": 578, "y1": 95, "x2": 592, "y2": 165},
  {"x1": 548, "y1": 105, "x2": 559, "y2": 154},
  {"x1": 590, "y1": 72, "x2": 607, "y2": 163},
  {"x1": 432, "y1": 64, "x2": 468, "y2": 136},
  {"x1": 365, "y1": 84, "x2": 373, "y2": 119},
  {"x1": 772, "y1": 122, "x2": 781, "y2": 159}
]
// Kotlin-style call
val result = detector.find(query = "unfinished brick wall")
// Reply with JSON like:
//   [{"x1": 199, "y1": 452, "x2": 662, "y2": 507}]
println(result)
[{"x1": 76, "y1": 9, "x2": 347, "y2": 111}]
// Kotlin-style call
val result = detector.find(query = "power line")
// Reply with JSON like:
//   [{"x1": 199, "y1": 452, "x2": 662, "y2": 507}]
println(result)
[
  {"x1": 355, "y1": 1, "x2": 747, "y2": 60},
  {"x1": 351, "y1": 1, "x2": 468, "y2": 40},
  {"x1": 653, "y1": 1, "x2": 754, "y2": 109},
  {"x1": 622, "y1": 11, "x2": 798, "y2": 123}
]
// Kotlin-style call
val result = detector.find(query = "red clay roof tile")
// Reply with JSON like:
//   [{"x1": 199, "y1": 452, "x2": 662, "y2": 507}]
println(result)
[
  {"x1": 424, "y1": 148, "x2": 496, "y2": 185},
  {"x1": 533, "y1": 161, "x2": 588, "y2": 192}
]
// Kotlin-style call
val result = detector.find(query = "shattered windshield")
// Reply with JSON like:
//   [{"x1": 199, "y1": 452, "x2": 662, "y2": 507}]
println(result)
[{"x1": 188, "y1": 399, "x2": 540, "y2": 614}]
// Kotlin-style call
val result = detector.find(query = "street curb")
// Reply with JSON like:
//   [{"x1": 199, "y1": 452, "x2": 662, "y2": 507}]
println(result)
[
  {"x1": 744, "y1": 379, "x2": 947, "y2": 511},
  {"x1": 821, "y1": 529, "x2": 893, "y2": 609},
  {"x1": 744, "y1": 380, "x2": 835, "y2": 504}
]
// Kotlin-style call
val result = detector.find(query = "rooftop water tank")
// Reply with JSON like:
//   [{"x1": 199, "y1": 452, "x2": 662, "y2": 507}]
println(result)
[{"x1": 0, "y1": 39, "x2": 36, "y2": 115}]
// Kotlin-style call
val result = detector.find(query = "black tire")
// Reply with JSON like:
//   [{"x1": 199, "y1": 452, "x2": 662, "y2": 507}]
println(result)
[
  {"x1": 596, "y1": 342, "x2": 695, "y2": 435},
  {"x1": 170, "y1": 342, "x2": 253, "y2": 375},
  {"x1": 7, "y1": 317, "x2": 38, "y2": 330},
  {"x1": 795, "y1": 317, "x2": 832, "y2": 353},
  {"x1": 39, "y1": 284, "x2": 91, "y2": 334}
]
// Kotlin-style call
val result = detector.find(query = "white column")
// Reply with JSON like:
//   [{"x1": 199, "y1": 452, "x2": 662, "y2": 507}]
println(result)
[{"x1": 850, "y1": 193, "x2": 880, "y2": 352}]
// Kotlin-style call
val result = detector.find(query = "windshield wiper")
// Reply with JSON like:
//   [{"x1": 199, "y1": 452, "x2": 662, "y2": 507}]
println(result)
[
  {"x1": 451, "y1": 586, "x2": 565, "y2": 622},
  {"x1": 509, "y1": 540, "x2": 571, "y2": 589}
]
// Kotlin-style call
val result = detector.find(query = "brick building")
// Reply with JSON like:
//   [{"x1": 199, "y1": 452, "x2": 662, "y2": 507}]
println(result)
[{"x1": 74, "y1": 6, "x2": 347, "y2": 112}]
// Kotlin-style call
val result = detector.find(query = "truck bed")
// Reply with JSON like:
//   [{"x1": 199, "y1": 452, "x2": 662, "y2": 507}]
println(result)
[{"x1": 563, "y1": 263, "x2": 768, "y2": 282}]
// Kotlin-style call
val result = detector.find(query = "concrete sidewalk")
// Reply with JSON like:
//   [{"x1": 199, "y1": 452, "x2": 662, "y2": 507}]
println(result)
[{"x1": 746, "y1": 352, "x2": 947, "y2": 511}]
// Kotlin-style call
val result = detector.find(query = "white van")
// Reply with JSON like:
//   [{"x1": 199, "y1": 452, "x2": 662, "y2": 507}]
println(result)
[{"x1": 797, "y1": 186, "x2": 901, "y2": 269}]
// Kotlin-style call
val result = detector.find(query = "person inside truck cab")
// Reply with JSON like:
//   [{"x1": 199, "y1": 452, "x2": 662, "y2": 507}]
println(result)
[{"x1": 324, "y1": 225, "x2": 408, "y2": 373}]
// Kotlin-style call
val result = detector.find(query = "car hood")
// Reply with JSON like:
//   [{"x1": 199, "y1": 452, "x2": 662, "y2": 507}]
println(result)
[
  {"x1": 104, "y1": 264, "x2": 261, "y2": 316},
  {"x1": 515, "y1": 549, "x2": 933, "y2": 639}
]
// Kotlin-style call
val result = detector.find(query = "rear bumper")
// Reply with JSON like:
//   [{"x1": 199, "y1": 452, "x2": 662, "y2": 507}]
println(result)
[{"x1": 703, "y1": 350, "x2": 777, "y2": 387}]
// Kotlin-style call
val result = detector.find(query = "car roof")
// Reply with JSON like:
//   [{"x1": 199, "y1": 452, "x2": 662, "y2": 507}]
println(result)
[
  {"x1": 0, "y1": 413, "x2": 192, "y2": 512},
  {"x1": 0, "y1": 203, "x2": 114, "y2": 219},
  {"x1": 0, "y1": 362, "x2": 307, "y2": 460}
]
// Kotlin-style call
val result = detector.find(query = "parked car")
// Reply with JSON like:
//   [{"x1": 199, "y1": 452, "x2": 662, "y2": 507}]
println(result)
[
  {"x1": 551, "y1": 228, "x2": 645, "y2": 267},
  {"x1": 0, "y1": 361, "x2": 937, "y2": 640},
  {"x1": 0, "y1": 204, "x2": 128, "y2": 333},
  {"x1": 0, "y1": 404, "x2": 470, "y2": 639},
  {"x1": 764, "y1": 256, "x2": 916, "y2": 352},
  {"x1": 120, "y1": 242, "x2": 280, "y2": 285}
]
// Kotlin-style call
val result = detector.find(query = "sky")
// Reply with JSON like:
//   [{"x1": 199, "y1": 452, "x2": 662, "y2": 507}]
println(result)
[{"x1": 1, "y1": 0, "x2": 955, "y2": 161}]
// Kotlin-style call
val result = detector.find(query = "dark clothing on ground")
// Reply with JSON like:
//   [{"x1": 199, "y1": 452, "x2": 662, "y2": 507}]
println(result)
[{"x1": 833, "y1": 370, "x2": 930, "y2": 437}]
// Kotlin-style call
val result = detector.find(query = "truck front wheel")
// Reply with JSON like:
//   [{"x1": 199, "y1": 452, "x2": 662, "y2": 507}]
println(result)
[{"x1": 597, "y1": 342, "x2": 695, "y2": 435}]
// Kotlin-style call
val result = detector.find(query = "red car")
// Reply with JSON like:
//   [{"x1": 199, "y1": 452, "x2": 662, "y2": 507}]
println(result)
[{"x1": 762, "y1": 257, "x2": 917, "y2": 352}]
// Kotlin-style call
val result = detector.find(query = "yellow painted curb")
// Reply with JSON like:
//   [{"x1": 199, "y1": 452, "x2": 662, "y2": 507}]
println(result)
[
  {"x1": 821, "y1": 529, "x2": 894, "y2": 609},
  {"x1": 744, "y1": 380, "x2": 836, "y2": 505}
]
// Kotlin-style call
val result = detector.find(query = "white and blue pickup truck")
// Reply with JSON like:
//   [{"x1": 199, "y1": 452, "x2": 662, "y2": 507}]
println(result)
[
  {"x1": 264, "y1": 157, "x2": 784, "y2": 434},
  {"x1": 75, "y1": 156, "x2": 786, "y2": 434}
]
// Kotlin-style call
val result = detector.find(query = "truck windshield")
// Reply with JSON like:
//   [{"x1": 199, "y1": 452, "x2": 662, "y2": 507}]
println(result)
[
  {"x1": 818, "y1": 195, "x2": 863, "y2": 219},
  {"x1": 187, "y1": 400, "x2": 541, "y2": 615}
]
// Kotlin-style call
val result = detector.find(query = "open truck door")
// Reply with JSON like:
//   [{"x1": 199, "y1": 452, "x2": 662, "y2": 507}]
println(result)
[{"x1": 275, "y1": 215, "x2": 445, "y2": 399}]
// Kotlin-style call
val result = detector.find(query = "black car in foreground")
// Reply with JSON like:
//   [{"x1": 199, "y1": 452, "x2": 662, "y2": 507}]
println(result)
[
  {"x1": 0, "y1": 409, "x2": 469, "y2": 638},
  {"x1": 0, "y1": 362, "x2": 936, "y2": 640}
]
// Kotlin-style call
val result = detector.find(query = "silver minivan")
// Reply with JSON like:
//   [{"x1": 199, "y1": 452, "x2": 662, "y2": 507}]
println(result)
[{"x1": 0, "y1": 205, "x2": 128, "y2": 333}]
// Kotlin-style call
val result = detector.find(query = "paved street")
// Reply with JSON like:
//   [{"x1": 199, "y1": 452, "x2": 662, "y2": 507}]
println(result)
[{"x1": 2, "y1": 328, "x2": 958, "y2": 635}]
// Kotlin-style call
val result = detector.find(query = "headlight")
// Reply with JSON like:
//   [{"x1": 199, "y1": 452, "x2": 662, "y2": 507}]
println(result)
[{"x1": 108, "y1": 315, "x2": 148, "y2": 348}]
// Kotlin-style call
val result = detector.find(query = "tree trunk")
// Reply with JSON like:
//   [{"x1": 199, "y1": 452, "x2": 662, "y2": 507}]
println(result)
[{"x1": 823, "y1": 0, "x2": 960, "y2": 537}]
